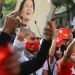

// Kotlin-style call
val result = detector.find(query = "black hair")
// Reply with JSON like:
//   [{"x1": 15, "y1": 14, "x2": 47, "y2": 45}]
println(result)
[
  {"x1": 54, "y1": 47, "x2": 59, "y2": 60},
  {"x1": 19, "y1": 0, "x2": 35, "y2": 12},
  {"x1": 72, "y1": 31, "x2": 75, "y2": 38},
  {"x1": 55, "y1": 46, "x2": 66, "y2": 60}
]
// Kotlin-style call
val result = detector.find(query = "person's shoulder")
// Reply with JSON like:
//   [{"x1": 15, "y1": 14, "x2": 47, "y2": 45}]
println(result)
[
  {"x1": 42, "y1": 59, "x2": 48, "y2": 70},
  {"x1": 19, "y1": 52, "x2": 29, "y2": 63},
  {"x1": 57, "y1": 58, "x2": 70, "y2": 69}
]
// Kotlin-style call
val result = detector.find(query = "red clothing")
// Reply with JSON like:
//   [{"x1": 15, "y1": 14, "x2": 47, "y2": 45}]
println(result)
[{"x1": 57, "y1": 58, "x2": 75, "y2": 75}]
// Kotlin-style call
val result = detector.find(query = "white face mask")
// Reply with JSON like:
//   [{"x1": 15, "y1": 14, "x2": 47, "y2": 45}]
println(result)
[{"x1": 71, "y1": 55, "x2": 75, "y2": 63}]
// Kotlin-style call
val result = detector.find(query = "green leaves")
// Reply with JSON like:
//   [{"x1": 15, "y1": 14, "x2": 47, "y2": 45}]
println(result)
[
  {"x1": 51, "y1": 0, "x2": 64, "y2": 7},
  {"x1": 51, "y1": 0, "x2": 74, "y2": 7},
  {"x1": 4, "y1": 0, "x2": 16, "y2": 10},
  {"x1": 0, "y1": 0, "x2": 16, "y2": 27}
]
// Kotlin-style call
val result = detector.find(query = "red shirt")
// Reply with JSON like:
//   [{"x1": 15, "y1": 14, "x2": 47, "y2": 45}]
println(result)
[{"x1": 57, "y1": 58, "x2": 75, "y2": 75}]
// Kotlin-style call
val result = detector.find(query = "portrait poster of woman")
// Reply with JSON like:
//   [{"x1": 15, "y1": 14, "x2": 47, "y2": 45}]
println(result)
[{"x1": 15, "y1": 0, "x2": 55, "y2": 37}]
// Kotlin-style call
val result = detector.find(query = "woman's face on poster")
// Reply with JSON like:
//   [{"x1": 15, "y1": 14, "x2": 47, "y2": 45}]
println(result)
[{"x1": 21, "y1": 0, "x2": 34, "y2": 21}]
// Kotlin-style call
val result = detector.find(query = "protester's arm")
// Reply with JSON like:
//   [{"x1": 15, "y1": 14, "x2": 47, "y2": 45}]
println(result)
[
  {"x1": 48, "y1": 20, "x2": 57, "y2": 64},
  {"x1": 13, "y1": 31, "x2": 26, "y2": 51},
  {"x1": 3, "y1": 20, "x2": 56, "y2": 75},
  {"x1": 49, "y1": 38, "x2": 57, "y2": 64},
  {"x1": 20, "y1": 39, "x2": 52, "y2": 75},
  {"x1": 19, "y1": 21, "x2": 57, "y2": 75},
  {"x1": 0, "y1": 12, "x2": 20, "y2": 46},
  {"x1": 49, "y1": 29, "x2": 58, "y2": 64},
  {"x1": 41, "y1": 20, "x2": 57, "y2": 75},
  {"x1": 62, "y1": 39, "x2": 75, "y2": 66}
]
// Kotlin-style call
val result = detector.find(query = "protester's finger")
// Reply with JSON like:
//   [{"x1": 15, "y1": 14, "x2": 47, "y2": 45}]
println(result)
[
  {"x1": 44, "y1": 27, "x2": 53, "y2": 36},
  {"x1": 48, "y1": 20, "x2": 56, "y2": 30},
  {"x1": 12, "y1": 12, "x2": 20, "y2": 18},
  {"x1": 7, "y1": 11, "x2": 20, "y2": 18},
  {"x1": 47, "y1": 21, "x2": 52, "y2": 28},
  {"x1": 44, "y1": 27, "x2": 53, "y2": 33}
]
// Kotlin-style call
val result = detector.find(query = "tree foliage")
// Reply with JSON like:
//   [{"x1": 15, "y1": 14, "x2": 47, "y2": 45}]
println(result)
[
  {"x1": 52, "y1": 0, "x2": 74, "y2": 7},
  {"x1": 0, "y1": 0, "x2": 16, "y2": 27}
]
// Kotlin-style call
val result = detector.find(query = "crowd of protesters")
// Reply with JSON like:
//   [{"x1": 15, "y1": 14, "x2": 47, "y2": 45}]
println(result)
[{"x1": 0, "y1": 0, "x2": 75, "y2": 75}]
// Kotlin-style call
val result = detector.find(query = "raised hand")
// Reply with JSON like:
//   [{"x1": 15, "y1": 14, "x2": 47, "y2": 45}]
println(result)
[
  {"x1": 2, "y1": 11, "x2": 20, "y2": 36},
  {"x1": 43, "y1": 20, "x2": 57, "y2": 40}
]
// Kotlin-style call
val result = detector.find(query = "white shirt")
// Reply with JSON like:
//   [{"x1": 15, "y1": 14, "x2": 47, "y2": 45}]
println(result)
[
  {"x1": 42, "y1": 57, "x2": 56, "y2": 71},
  {"x1": 53, "y1": 61, "x2": 59, "y2": 75},
  {"x1": 13, "y1": 38, "x2": 42, "y2": 75}
]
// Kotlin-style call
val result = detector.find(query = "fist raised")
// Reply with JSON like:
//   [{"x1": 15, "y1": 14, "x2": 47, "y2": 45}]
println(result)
[{"x1": 2, "y1": 12, "x2": 20, "y2": 36}]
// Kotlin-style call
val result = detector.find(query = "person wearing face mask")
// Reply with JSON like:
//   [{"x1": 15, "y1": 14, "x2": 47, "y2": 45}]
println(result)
[
  {"x1": 0, "y1": 12, "x2": 55, "y2": 75},
  {"x1": 13, "y1": 29, "x2": 40, "y2": 62},
  {"x1": 9, "y1": 0, "x2": 36, "y2": 44},
  {"x1": 55, "y1": 28, "x2": 73, "y2": 60},
  {"x1": 52, "y1": 28, "x2": 73, "y2": 75},
  {"x1": 42, "y1": 21, "x2": 69, "y2": 75},
  {"x1": 54, "y1": 39, "x2": 75, "y2": 75},
  {"x1": 0, "y1": 0, "x2": 58, "y2": 75},
  {"x1": 13, "y1": 30, "x2": 41, "y2": 75}
]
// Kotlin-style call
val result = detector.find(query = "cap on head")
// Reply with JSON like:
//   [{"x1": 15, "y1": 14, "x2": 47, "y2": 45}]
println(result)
[{"x1": 58, "y1": 28, "x2": 72, "y2": 40}]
